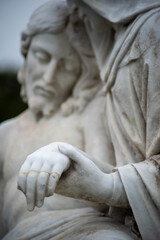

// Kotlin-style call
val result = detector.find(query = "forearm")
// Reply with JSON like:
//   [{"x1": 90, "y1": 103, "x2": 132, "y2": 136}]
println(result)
[
  {"x1": 93, "y1": 171, "x2": 129, "y2": 207},
  {"x1": 106, "y1": 171, "x2": 129, "y2": 207},
  {"x1": 105, "y1": 154, "x2": 160, "y2": 209}
]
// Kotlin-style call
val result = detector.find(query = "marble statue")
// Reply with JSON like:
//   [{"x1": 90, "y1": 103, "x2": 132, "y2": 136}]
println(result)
[
  {"x1": 17, "y1": 0, "x2": 160, "y2": 240},
  {"x1": 0, "y1": 1, "x2": 115, "y2": 239}
]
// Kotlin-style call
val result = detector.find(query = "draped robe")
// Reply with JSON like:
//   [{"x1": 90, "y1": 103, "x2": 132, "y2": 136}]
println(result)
[{"x1": 70, "y1": 1, "x2": 160, "y2": 239}]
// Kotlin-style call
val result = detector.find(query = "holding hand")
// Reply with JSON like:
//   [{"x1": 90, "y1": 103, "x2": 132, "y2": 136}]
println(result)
[{"x1": 18, "y1": 142, "x2": 112, "y2": 211}]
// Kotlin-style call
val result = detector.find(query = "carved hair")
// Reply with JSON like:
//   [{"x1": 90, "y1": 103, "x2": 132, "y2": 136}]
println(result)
[{"x1": 18, "y1": 0, "x2": 101, "y2": 115}]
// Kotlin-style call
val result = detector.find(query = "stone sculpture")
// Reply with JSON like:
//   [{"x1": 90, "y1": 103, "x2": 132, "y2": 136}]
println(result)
[
  {"x1": 18, "y1": 0, "x2": 160, "y2": 240},
  {"x1": 0, "y1": 0, "x2": 160, "y2": 240},
  {"x1": 0, "y1": 1, "x2": 115, "y2": 239}
]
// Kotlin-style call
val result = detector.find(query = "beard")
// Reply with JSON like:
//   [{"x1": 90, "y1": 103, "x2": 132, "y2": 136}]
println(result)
[{"x1": 28, "y1": 95, "x2": 57, "y2": 119}]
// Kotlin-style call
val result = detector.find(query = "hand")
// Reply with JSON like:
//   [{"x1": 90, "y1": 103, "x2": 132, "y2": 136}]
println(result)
[
  {"x1": 57, "y1": 143, "x2": 112, "y2": 203},
  {"x1": 18, "y1": 143, "x2": 70, "y2": 211},
  {"x1": 18, "y1": 142, "x2": 112, "y2": 211}
]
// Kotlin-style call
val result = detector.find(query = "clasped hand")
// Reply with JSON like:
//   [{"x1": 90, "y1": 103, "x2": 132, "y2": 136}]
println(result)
[{"x1": 18, "y1": 142, "x2": 109, "y2": 211}]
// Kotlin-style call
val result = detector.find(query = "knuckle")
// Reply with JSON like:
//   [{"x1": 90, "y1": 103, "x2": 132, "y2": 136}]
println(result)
[
  {"x1": 29, "y1": 171, "x2": 36, "y2": 177},
  {"x1": 39, "y1": 173, "x2": 47, "y2": 180},
  {"x1": 27, "y1": 173, "x2": 36, "y2": 182},
  {"x1": 18, "y1": 174, "x2": 24, "y2": 180},
  {"x1": 51, "y1": 173, "x2": 58, "y2": 179},
  {"x1": 26, "y1": 154, "x2": 33, "y2": 162},
  {"x1": 27, "y1": 153, "x2": 41, "y2": 164}
]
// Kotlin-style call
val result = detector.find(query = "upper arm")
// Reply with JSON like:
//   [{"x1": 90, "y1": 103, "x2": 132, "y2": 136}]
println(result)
[
  {"x1": 0, "y1": 119, "x2": 14, "y2": 175},
  {"x1": 128, "y1": 12, "x2": 160, "y2": 158},
  {"x1": 82, "y1": 96, "x2": 115, "y2": 172},
  {"x1": 141, "y1": 14, "x2": 160, "y2": 158}
]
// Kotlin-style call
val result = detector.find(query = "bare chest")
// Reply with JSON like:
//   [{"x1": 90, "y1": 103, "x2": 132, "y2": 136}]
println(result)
[{"x1": 3, "y1": 113, "x2": 83, "y2": 181}]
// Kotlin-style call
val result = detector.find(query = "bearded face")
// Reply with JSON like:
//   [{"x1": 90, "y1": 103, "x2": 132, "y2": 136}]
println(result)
[{"x1": 23, "y1": 32, "x2": 81, "y2": 118}]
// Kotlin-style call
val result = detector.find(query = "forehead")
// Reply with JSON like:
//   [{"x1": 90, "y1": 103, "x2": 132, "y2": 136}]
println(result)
[{"x1": 30, "y1": 32, "x2": 73, "y2": 57}]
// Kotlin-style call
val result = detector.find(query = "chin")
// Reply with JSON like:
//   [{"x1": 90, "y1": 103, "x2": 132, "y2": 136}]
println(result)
[
  {"x1": 42, "y1": 105, "x2": 56, "y2": 118},
  {"x1": 28, "y1": 97, "x2": 58, "y2": 119}
]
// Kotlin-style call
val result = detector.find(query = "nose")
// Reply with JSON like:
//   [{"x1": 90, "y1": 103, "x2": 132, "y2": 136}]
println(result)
[{"x1": 43, "y1": 59, "x2": 58, "y2": 84}]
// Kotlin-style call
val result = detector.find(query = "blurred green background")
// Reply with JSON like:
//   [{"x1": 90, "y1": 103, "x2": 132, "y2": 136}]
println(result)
[{"x1": 0, "y1": 71, "x2": 27, "y2": 123}]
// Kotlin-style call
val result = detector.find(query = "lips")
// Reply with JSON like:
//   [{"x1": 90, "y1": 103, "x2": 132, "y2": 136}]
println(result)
[{"x1": 34, "y1": 85, "x2": 56, "y2": 97}]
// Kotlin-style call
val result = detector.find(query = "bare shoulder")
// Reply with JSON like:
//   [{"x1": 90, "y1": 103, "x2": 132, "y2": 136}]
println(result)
[
  {"x1": 0, "y1": 111, "x2": 28, "y2": 164},
  {"x1": 83, "y1": 94, "x2": 105, "y2": 118},
  {"x1": 0, "y1": 118, "x2": 16, "y2": 172},
  {"x1": 0, "y1": 112, "x2": 25, "y2": 137}
]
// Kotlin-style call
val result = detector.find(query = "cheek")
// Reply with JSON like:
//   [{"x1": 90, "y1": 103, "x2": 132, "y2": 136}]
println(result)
[
  {"x1": 25, "y1": 64, "x2": 42, "y2": 88},
  {"x1": 26, "y1": 53, "x2": 43, "y2": 82},
  {"x1": 56, "y1": 72, "x2": 78, "y2": 98},
  {"x1": 60, "y1": 72, "x2": 78, "y2": 90}
]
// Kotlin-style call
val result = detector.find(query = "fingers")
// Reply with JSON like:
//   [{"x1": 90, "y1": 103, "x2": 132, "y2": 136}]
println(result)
[
  {"x1": 46, "y1": 163, "x2": 64, "y2": 197},
  {"x1": 45, "y1": 152, "x2": 70, "y2": 196},
  {"x1": 17, "y1": 146, "x2": 71, "y2": 211},
  {"x1": 36, "y1": 163, "x2": 51, "y2": 208},
  {"x1": 26, "y1": 154, "x2": 69, "y2": 210},
  {"x1": 46, "y1": 171, "x2": 60, "y2": 197},
  {"x1": 17, "y1": 172, "x2": 27, "y2": 194},
  {"x1": 26, "y1": 160, "x2": 42, "y2": 211},
  {"x1": 17, "y1": 156, "x2": 33, "y2": 194},
  {"x1": 58, "y1": 144, "x2": 88, "y2": 165},
  {"x1": 26, "y1": 171, "x2": 39, "y2": 211}
]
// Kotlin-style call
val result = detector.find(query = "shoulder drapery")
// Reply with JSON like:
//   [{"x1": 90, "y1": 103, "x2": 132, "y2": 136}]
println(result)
[
  {"x1": 78, "y1": 0, "x2": 160, "y2": 24},
  {"x1": 106, "y1": 10, "x2": 160, "y2": 239},
  {"x1": 68, "y1": 1, "x2": 160, "y2": 239}
]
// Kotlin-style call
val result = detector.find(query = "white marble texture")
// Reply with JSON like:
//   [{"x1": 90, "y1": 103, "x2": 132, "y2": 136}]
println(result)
[{"x1": 1, "y1": 0, "x2": 160, "y2": 239}]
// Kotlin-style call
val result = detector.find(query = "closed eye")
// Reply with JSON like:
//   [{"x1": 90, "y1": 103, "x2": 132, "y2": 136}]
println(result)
[
  {"x1": 34, "y1": 51, "x2": 50, "y2": 63},
  {"x1": 31, "y1": 46, "x2": 51, "y2": 63}
]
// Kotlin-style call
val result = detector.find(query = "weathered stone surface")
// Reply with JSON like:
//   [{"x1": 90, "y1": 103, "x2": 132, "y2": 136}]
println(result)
[{"x1": 1, "y1": 0, "x2": 160, "y2": 239}]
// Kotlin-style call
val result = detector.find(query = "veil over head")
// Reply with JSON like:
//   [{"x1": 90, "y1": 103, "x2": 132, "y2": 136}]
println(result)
[
  {"x1": 69, "y1": 0, "x2": 160, "y2": 24},
  {"x1": 68, "y1": 0, "x2": 160, "y2": 86}
]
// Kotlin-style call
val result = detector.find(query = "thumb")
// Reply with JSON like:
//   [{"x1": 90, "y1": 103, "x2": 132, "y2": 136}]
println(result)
[{"x1": 58, "y1": 144, "x2": 87, "y2": 165}]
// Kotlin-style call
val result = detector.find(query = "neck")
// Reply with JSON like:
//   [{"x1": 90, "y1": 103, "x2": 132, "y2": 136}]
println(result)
[{"x1": 28, "y1": 109, "x2": 42, "y2": 122}]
